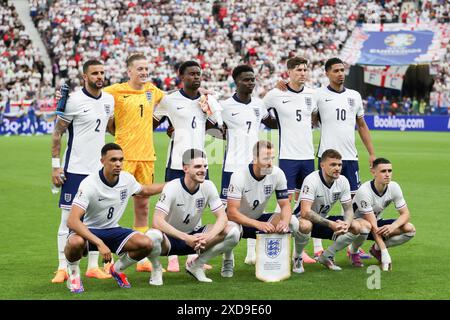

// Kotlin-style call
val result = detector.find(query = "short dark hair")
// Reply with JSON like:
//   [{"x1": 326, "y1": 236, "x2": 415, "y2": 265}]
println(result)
[
  {"x1": 182, "y1": 148, "x2": 206, "y2": 166},
  {"x1": 232, "y1": 64, "x2": 254, "y2": 81},
  {"x1": 373, "y1": 158, "x2": 391, "y2": 168},
  {"x1": 83, "y1": 60, "x2": 103, "y2": 74},
  {"x1": 126, "y1": 53, "x2": 146, "y2": 67},
  {"x1": 101, "y1": 143, "x2": 122, "y2": 156},
  {"x1": 253, "y1": 140, "x2": 274, "y2": 157},
  {"x1": 287, "y1": 57, "x2": 308, "y2": 70},
  {"x1": 325, "y1": 57, "x2": 344, "y2": 72},
  {"x1": 321, "y1": 149, "x2": 342, "y2": 161},
  {"x1": 178, "y1": 61, "x2": 201, "y2": 75}
]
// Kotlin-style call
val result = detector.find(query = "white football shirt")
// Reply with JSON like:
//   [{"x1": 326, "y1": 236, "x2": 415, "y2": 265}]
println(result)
[
  {"x1": 353, "y1": 180, "x2": 407, "y2": 221},
  {"x1": 263, "y1": 86, "x2": 317, "y2": 160},
  {"x1": 154, "y1": 90, "x2": 211, "y2": 170},
  {"x1": 72, "y1": 170, "x2": 142, "y2": 229},
  {"x1": 314, "y1": 86, "x2": 364, "y2": 160},
  {"x1": 59, "y1": 88, "x2": 114, "y2": 175},
  {"x1": 155, "y1": 178, "x2": 223, "y2": 233},
  {"x1": 227, "y1": 165, "x2": 288, "y2": 220},
  {"x1": 215, "y1": 94, "x2": 269, "y2": 173},
  {"x1": 294, "y1": 170, "x2": 352, "y2": 217}
]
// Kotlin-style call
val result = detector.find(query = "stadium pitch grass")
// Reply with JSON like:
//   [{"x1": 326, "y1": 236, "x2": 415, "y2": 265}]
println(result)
[{"x1": 0, "y1": 130, "x2": 449, "y2": 300}]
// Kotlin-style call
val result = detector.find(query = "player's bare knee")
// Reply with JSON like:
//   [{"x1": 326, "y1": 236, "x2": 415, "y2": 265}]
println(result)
[
  {"x1": 349, "y1": 220, "x2": 361, "y2": 234},
  {"x1": 299, "y1": 219, "x2": 312, "y2": 233},
  {"x1": 403, "y1": 223, "x2": 416, "y2": 235},
  {"x1": 67, "y1": 234, "x2": 85, "y2": 250}
]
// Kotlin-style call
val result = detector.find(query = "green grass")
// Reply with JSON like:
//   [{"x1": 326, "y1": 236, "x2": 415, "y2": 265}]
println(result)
[{"x1": 0, "y1": 130, "x2": 449, "y2": 300}]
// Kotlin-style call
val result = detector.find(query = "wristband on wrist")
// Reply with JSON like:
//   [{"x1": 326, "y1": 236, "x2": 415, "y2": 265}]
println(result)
[{"x1": 52, "y1": 158, "x2": 60, "y2": 168}]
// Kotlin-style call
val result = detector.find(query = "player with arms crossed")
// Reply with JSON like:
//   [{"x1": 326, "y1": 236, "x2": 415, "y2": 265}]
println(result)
[
  {"x1": 64, "y1": 143, "x2": 165, "y2": 293},
  {"x1": 145, "y1": 149, "x2": 240, "y2": 285},
  {"x1": 214, "y1": 65, "x2": 277, "y2": 266},
  {"x1": 103, "y1": 54, "x2": 166, "y2": 272},
  {"x1": 312, "y1": 57, "x2": 376, "y2": 258},
  {"x1": 352, "y1": 158, "x2": 416, "y2": 270},
  {"x1": 222, "y1": 140, "x2": 307, "y2": 277},
  {"x1": 293, "y1": 149, "x2": 372, "y2": 272},
  {"x1": 51, "y1": 60, "x2": 114, "y2": 283}
]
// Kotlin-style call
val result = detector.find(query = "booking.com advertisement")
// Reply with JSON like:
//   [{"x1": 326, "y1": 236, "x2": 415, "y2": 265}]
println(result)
[{"x1": 365, "y1": 115, "x2": 450, "y2": 132}]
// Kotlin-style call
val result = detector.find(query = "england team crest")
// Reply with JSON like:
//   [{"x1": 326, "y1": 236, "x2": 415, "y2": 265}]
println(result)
[
  {"x1": 264, "y1": 184, "x2": 273, "y2": 196},
  {"x1": 64, "y1": 193, "x2": 72, "y2": 202},
  {"x1": 253, "y1": 108, "x2": 260, "y2": 118},
  {"x1": 332, "y1": 192, "x2": 341, "y2": 202},
  {"x1": 104, "y1": 104, "x2": 111, "y2": 115},
  {"x1": 146, "y1": 91, "x2": 152, "y2": 101},
  {"x1": 265, "y1": 238, "x2": 282, "y2": 259},
  {"x1": 120, "y1": 189, "x2": 128, "y2": 203},
  {"x1": 305, "y1": 97, "x2": 312, "y2": 111},
  {"x1": 196, "y1": 198, "x2": 205, "y2": 209},
  {"x1": 347, "y1": 98, "x2": 355, "y2": 107}
]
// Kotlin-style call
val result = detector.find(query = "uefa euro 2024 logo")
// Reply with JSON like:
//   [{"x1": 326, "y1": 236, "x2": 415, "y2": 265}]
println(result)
[
  {"x1": 265, "y1": 238, "x2": 282, "y2": 259},
  {"x1": 384, "y1": 33, "x2": 416, "y2": 47}
]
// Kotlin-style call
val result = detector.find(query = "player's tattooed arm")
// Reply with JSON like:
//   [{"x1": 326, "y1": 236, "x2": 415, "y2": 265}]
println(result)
[
  {"x1": 51, "y1": 119, "x2": 70, "y2": 158},
  {"x1": 305, "y1": 209, "x2": 331, "y2": 227},
  {"x1": 342, "y1": 201, "x2": 354, "y2": 224}
]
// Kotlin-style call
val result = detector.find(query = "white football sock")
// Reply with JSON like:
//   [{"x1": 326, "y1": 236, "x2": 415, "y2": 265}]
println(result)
[
  {"x1": 146, "y1": 229, "x2": 163, "y2": 269},
  {"x1": 67, "y1": 259, "x2": 80, "y2": 276},
  {"x1": 114, "y1": 253, "x2": 138, "y2": 273},
  {"x1": 57, "y1": 209, "x2": 70, "y2": 270},
  {"x1": 246, "y1": 238, "x2": 256, "y2": 258},
  {"x1": 196, "y1": 227, "x2": 240, "y2": 267},
  {"x1": 350, "y1": 229, "x2": 370, "y2": 254},
  {"x1": 294, "y1": 232, "x2": 311, "y2": 259},
  {"x1": 313, "y1": 238, "x2": 323, "y2": 253},
  {"x1": 385, "y1": 232, "x2": 415, "y2": 248},
  {"x1": 87, "y1": 251, "x2": 99, "y2": 270},
  {"x1": 323, "y1": 232, "x2": 358, "y2": 259}
]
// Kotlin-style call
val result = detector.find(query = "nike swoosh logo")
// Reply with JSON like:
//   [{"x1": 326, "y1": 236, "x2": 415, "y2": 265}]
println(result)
[
  {"x1": 177, "y1": 203, "x2": 184, "y2": 206},
  {"x1": 123, "y1": 95, "x2": 130, "y2": 98},
  {"x1": 325, "y1": 99, "x2": 333, "y2": 102},
  {"x1": 282, "y1": 100, "x2": 290, "y2": 104},
  {"x1": 244, "y1": 190, "x2": 251, "y2": 193},
  {"x1": 317, "y1": 195, "x2": 323, "y2": 198},
  {"x1": 98, "y1": 198, "x2": 106, "y2": 201},
  {"x1": 83, "y1": 109, "x2": 89, "y2": 112},
  {"x1": 177, "y1": 107, "x2": 184, "y2": 110},
  {"x1": 231, "y1": 112, "x2": 239, "y2": 116}
]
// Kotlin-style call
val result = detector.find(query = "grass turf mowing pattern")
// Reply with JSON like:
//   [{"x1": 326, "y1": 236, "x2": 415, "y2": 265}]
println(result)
[{"x1": 0, "y1": 131, "x2": 449, "y2": 299}]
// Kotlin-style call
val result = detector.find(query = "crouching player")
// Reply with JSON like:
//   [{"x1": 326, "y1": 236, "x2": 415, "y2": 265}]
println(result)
[
  {"x1": 64, "y1": 143, "x2": 164, "y2": 293},
  {"x1": 351, "y1": 157, "x2": 415, "y2": 270},
  {"x1": 221, "y1": 140, "x2": 307, "y2": 277},
  {"x1": 145, "y1": 149, "x2": 240, "y2": 285},
  {"x1": 293, "y1": 149, "x2": 372, "y2": 272}
]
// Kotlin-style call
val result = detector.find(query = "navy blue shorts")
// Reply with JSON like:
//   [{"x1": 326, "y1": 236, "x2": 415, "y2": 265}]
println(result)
[
  {"x1": 279, "y1": 159, "x2": 315, "y2": 194},
  {"x1": 220, "y1": 170, "x2": 233, "y2": 201},
  {"x1": 166, "y1": 226, "x2": 207, "y2": 256},
  {"x1": 318, "y1": 158, "x2": 360, "y2": 193},
  {"x1": 242, "y1": 213, "x2": 273, "y2": 239},
  {"x1": 69, "y1": 227, "x2": 137, "y2": 255},
  {"x1": 367, "y1": 219, "x2": 396, "y2": 241},
  {"x1": 59, "y1": 172, "x2": 88, "y2": 210},
  {"x1": 311, "y1": 215, "x2": 344, "y2": 240},
  {"x1": 165, "y1": 168, "x2": 209, "y2": 182}
]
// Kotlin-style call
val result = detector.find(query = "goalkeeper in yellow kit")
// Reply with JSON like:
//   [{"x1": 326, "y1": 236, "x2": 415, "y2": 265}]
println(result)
[{"x1": 104, "y1": 54, "x2": 165, "y2": 272}]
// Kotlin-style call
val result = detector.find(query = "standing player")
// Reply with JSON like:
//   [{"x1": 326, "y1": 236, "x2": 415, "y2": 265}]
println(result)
[
  {"x1": 222, "y1": 140, "x2": 308, "y2": 277},
  {"x1": 293, "y1": 149, "x2": 371, "y2": 271},
  {"x1": 312, "y1": 57, "x2": 376, "y2": 257},
  {"x1": 213, "y1": 65, "x2": 277, "y2": 265},
  {"x1": 51, "y1": 60, "x2": 114, "y2": 283},
  {"x1": 64, "y1": 143, "x2": 165, "y2": 293},
  {"x1": 263, "y1": 56, "x2": 318, "y2": 264},
  {"x1": 103, "y1": 54, "x2": 165, "y2": 272},
  {"x1": 145, "y1": 149, "x2": 240, "y2": 285},
  {"x1": 153, "y1": 60, "x2": 216, "y2": 272},
  {"x1": 352, "y1": 158, "x2": 416, "y2": 270}
]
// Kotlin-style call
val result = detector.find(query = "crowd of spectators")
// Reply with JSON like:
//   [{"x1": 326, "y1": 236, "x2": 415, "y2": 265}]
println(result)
[
  {"x1": 1, "y1": 0, "x2": 53, "y2": 104},
  {"x1": 0, "y1": 0, "x2": 449, "y2": 115}
]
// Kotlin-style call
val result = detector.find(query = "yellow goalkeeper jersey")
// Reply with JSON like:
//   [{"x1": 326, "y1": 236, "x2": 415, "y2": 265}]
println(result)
[{"x1": 104, "y1": 82, "x2": 165, "y2": 161}]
